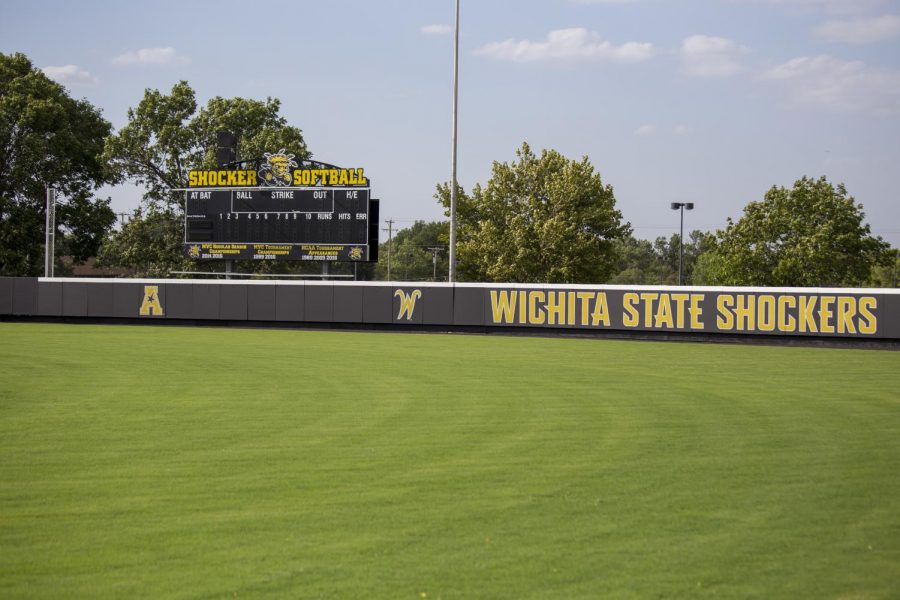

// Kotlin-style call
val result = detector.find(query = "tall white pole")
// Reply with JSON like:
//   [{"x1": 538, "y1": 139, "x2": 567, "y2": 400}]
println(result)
[
  {"x1": 678, "y1": 205, "x2": 684, "y2": 286},
  {"x1": 448, "y1": 0, "x2": 460, "y2": 282},
  {"x1": 45, "y1": 186, "x2": 55, "y2": 278}
]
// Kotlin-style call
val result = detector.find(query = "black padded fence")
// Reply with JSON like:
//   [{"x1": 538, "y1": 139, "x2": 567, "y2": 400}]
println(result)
[{"x1": 1, "y1": 277, "x2": 898, "y2": 343}]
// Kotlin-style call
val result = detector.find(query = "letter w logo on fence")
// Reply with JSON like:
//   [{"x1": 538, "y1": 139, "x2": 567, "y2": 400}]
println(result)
[{"x1": 394, "y1": 289, "x2": 422, "y2": 321}]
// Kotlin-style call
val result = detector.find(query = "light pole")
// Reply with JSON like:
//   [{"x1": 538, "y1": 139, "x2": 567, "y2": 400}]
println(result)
[
  {"x1": 670, "y1": 202, "x2": 694, "y2": 286},
  {"x1": 448, "y1": 0, "x2": 460, "y2": 282}
]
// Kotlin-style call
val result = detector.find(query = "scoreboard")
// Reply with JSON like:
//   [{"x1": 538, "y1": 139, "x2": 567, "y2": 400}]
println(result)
[{"x1": 183, "y1": 188, "x2": 378, "y2": 262}]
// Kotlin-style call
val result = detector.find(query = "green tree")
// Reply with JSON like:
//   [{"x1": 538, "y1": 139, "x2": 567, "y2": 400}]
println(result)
[
  {"x1": 867, "y1": 247, "x2": 899, "y2": 288},
  {"x1": 608, "y1": 231, "x2": 715, "y2": 285},
  {"x1": 0, "y1": 52, "x2": 116, "y2": 276},
  {"x1": 374, "y1": 220, "x2": 449, "y2": 281},
  {"x1": 100, "y1": 81, "x2": 310, "y2": 276},
  {"x1": 691, "y1": 246, "x2": 728, "y2": 286},
  {"x1": 436, "y1": 143, "x2": 630, "y2": 283},
  {"x1": 653, "y1": 230, "x2": 716, "y2": 285},
  {"x1": 96, "y1": 207, "x2": 182, "y2": 278},
  {"x1": 702, "y1": 176, "x2": 889, "y2": 287},
  {"x1": 55, "y1": 190, "x2": 117, "y2": 264},
  {"x1": 608, "y1": 236, "x2": 671, "y2": 285}
]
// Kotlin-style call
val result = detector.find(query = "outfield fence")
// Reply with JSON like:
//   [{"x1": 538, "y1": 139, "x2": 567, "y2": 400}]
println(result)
[{"x1": 2, "y1": 277, "x2": 899, "y2": 344}]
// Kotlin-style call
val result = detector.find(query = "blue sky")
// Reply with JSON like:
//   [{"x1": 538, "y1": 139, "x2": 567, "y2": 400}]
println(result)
[{"x1": 2, "y1": 0, "x2": 899, "y2": 246}]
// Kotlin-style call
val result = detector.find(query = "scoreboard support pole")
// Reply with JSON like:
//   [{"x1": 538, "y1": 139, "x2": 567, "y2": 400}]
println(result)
[{"x1": 225, "y1": 260, "x2": 233, "y2": 280}]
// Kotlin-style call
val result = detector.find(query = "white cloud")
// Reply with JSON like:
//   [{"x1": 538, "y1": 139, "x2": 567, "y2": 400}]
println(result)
[
  {"x1": 674, "y1": 124, "x2": 691, "y2": 135},
  {"x1": 41, "y1": 64, "x2": 97, "y2": 86},
  {"x1": 762, "y1": 0, "x2": 887, "y2": 16},
  {"x1": 421, "y1": 24, "x2": 452, "y2": 35},
  {"x1": 474, "y1": 28, "x2": 654, "y2": 64},
  {"x1": 681, "y1": 35, "x2": 748, "y2": 77},
  {"x1": 634, "y1": 124, "x2": 656, "y2": 137},
  {"x1": 762, "y1": 55, "x2": 900, "y2": 113},
  {"x1": 815, "y1": 15, "x2": 900, "y2": 43},
  {"x1": 113, "y1": 47, "x2": 189, "y2": 66}
]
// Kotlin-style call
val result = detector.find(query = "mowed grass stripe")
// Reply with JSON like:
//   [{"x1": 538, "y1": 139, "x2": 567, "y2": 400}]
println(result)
[{"x1": 0, "y1": 323, "x2": 898, "y2": 599}]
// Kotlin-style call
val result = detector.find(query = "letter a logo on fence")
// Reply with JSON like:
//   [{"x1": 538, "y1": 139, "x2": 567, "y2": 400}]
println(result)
[
  {"x1": 395, "y1": 289, "x2": 422, "y2": 321},
  {"x1": 139, "y1": 285, "x2": 164, "y2": 316}
]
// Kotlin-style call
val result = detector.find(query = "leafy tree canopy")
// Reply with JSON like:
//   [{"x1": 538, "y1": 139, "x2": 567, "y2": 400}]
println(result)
[
  {"x1": 867, "y1": 247, "x2": 899, "y2": 288},
  {"x1": 104, "y1": 80, "x2": 310, "y2": 209},
  {"x1": 436, "y1": 143, "x2": 630, "y2": 283},
  {"x1": 609, "y1": 231, "x2": 715, "y2": 285},
  {"x1": 96, "y1": 207, "x2": 181, "y2": 278},
  {"x1": 702, "y1": 176, "x2": 889, "y2": 287},
  {"x1": 374, "y1": 220, "x2": 449, "y2": 281},
  {"x1": 0, "y1": 52, "x2": 115, "y2": 275},
  {"x1": 101, "y1": 81, "x2": 310, "y2": 276}
]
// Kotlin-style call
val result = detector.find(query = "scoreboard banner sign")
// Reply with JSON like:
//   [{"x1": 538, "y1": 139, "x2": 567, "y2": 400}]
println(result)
[
  {"x1": 183, "y1": 150, "x2": 376, "y2": 262},
  {"x1": 185, "y1": 243, "x2": 367, "y2": 261},
  {"x1": 187, "y1": 151, "x2": 368, "y2": 189},
  {"x1": 187, "y1": 167, "x2": 368, "y2": 188}
]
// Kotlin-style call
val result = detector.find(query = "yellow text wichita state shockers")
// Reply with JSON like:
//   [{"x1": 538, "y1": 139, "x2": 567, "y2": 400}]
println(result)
[
  {"x1": 489, "y1": 289, "x2": 879, "y2": 334},
  {"x1": 622, "y1": 292, "x2": 705, "y2": 329},
  {"x1": 491, "y1": 290, "x2": 615, "y2": 326},
  {"x1": 490, "y1": 290, "x2": 706, "y2": 329},
  {"x1": 715, "y1": 293, "x2": 876, "y2": 334},
  {"x1": 188, "y1": 168, "x2": 367, "y2": 187}
]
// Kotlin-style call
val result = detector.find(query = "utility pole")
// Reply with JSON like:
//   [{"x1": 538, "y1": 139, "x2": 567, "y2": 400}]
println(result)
[
  {"x1": 448, "y1": 0, "x2": 460, "y2": 282},
  {"x1": 383, "y1": 219, "x2": 395, "y2": 280},
  {"x1": 428, "y1": 246, "x2": 444, "y2": 281}
]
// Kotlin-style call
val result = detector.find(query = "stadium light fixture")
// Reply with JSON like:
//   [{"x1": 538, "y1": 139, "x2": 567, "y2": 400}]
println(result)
[{"x1": 670, "y1": 202, "x2": 694, "y2": 286}]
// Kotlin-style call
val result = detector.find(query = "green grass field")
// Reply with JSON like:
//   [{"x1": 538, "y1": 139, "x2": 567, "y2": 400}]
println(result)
[{"x1": 1, "y1": 322, "x2": 898, "y2": 599}]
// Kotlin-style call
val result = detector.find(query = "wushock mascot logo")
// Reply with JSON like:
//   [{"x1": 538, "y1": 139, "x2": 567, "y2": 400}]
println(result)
[
  {"x1": 139, "y1": 285, "x2": 164, "y2": 316},
  {"x1": 258, "y1": 149, "x2": 298, "y2": 187},
  {"x1": 394, "y1": 289, "x2": 422, "y2": 320}
]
